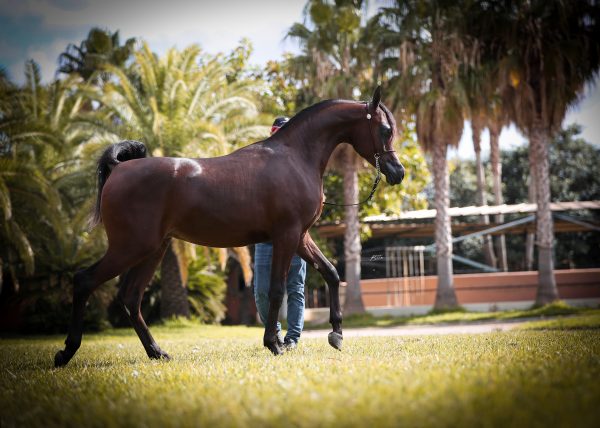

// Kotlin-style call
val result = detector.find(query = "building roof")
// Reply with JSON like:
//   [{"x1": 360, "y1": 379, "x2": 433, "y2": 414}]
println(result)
[
  {"x1": 316, "y1": 200, "x2": 600, "y2": 239},
  {"x1": 362, "y1": 200, "x2": 600, "y2": 222}
]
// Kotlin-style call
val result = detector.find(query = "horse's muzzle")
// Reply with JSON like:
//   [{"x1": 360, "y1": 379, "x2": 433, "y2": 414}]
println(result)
[{"x1": 382, "y1": 159, "x2": 405, "y2": 185}]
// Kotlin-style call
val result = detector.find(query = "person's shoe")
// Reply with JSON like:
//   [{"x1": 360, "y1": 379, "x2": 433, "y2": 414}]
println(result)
[{"x1": 283, "y1": 339, "x2": 297, "y2": 351}]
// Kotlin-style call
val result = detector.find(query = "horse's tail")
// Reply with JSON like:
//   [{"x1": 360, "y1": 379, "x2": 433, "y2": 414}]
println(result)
[{"x1": 90, "y1": 140, "x2": 148, "y2": 229}]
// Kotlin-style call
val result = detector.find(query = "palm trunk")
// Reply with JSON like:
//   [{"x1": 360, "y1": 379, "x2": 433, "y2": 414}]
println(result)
[
  {"x1": 160, "y1": 241, "x2": 190, "y2": 318},
  {"x1": 489, "y1": 125, "x2": 508, "y2": 271},
  {"x1": 525, "y1": 175, "x2": 536, "y2": 271},
  {"x1": 530, "y1": 122, "x2": 559, "y2": 304},
  {"x1": 473, "y1": 124, "x2": 497, "y2": 269},
  {"x1": 432, "y1": 143, "x2": 458, "y2": 309},
  {"x1": 342, "y1": 150, "x2": 365, "y2": 315}
]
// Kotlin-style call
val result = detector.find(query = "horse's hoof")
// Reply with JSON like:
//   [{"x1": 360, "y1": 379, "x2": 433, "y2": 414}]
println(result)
[
  {"x1": 54, "y1": 350, "x2": 70, "y2": 368},
  {"x1": 265, "y1": 342, "x2": 284, "y2": 356},
  {"x1": 149, "y1": 350, "x2": 171, "y2": 361},
  {"x1": 328, "y1": 332, "x2": 343, "y2": 351}
]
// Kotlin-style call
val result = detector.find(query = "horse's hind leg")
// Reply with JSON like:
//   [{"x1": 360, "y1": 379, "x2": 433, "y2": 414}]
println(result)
[
  {"x1": 54, "y1": 245, "x2": 159, "y2": 368},
  {"x1": 54, "y1": 261, "x2": 101, "y2": 367},
  {"x1": 297, "y1": 233, "x2": 343, "y2": 350},
  {"x1": 117, "y1": 240, "x2": 170, "y2": 360}
]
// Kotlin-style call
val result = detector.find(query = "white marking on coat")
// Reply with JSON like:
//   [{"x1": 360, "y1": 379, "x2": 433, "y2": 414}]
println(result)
[{"x1": 173, "y1": 158, "x2": 202, "y2": 178}]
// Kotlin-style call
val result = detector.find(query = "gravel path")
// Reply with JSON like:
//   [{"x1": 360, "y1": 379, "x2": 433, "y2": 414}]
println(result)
[{"x1": 302, "y1": 320, "x2": 526, "y2": 338}]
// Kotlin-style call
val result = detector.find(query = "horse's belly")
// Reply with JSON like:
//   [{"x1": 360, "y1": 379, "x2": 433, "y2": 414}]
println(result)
[
  {"x1": 171, "y1": 211, "x2": 270, "y2": 248},
  {"x1": 173, "y1": 228, "x2": 269, "y2": 248}
]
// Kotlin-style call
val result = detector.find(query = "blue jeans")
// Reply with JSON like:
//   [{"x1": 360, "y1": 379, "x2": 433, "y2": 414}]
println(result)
[{"x1": 254, "y1": 242, "x2": 306, "y2": 344}]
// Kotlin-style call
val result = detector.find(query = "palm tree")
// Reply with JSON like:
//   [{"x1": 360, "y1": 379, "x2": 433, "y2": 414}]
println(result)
[
  {"x1": 287, "y1": 0, "x2": 371, "y2": 315},
  {"x1": 471, "y1": 112, "x2": 496, "y2": 268},
  {"x1": 90, "y1": 43, "x2": 265, "y2": 317},
  {"x1": 473, "y1": 0, "x2": 600, "y2": 304},
  {"x1": 0, "y1": 61, "x2": 106, "y2": 293},
  {"x1": 377, "y1": 1, "x2": 478, "y2": 309},
  {"x1": 0, "y1": 157, "x2": 40, "y2": 292},
  {"x1": 58, "y1": 27, "x2": 136, "y2": 83},
  {"x1": 486, "y1": 104, "x2": 509, "y2": 271},
  {"x1": 464, "y1": 63, "x2": 507, "y2": 271}
]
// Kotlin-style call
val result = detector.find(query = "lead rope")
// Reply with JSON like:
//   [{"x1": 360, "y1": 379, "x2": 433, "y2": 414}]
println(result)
[{"x1": 323, "y1": 153, "x2": 382, "y2": 207}]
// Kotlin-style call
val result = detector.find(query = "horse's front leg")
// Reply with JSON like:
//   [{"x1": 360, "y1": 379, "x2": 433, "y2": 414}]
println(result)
[
  {"x1": 297, "y1": 232, "x2": 343, "y2": 350},
  {"x1": 263, "y1": 230, "x2": 301, "y2": 355}
]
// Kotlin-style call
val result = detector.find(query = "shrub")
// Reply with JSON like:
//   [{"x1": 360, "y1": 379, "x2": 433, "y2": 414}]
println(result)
[
  {"x1": 187, "y1": 261, "x2": 227, "y2": 324},
  {"x1": 20, "y1": 280, "x2": 113, "y2": 334}
]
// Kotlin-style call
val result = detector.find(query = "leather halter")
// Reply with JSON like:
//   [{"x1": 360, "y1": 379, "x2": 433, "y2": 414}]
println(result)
[
  {"x1": 323, "y1": 103, "x2": 395, "y2": 207},
  {"x1": 365, "y1": 102, "x2": 396, "y2": 161}
]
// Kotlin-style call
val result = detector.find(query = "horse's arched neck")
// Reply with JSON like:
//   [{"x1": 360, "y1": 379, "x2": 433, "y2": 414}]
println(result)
[{"x1": 273, "y1": 102, "x2": 364, "y2": 177}]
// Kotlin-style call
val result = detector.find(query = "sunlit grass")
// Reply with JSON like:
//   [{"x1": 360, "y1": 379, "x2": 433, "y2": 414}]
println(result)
[
  {"x1": 519, "y1": 309, "x2": 600, "y2": 331},
  {"x1": 309, "y1": 301, "x2": 590, "y2": 329},
  {"x1": 1, "y1": 316, "x2": 599, "y2": 427}
]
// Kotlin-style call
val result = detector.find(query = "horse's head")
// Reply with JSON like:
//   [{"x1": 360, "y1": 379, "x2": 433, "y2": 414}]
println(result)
[{"x1": 350, "y1": 86, "x2": 405, "y2": 185}]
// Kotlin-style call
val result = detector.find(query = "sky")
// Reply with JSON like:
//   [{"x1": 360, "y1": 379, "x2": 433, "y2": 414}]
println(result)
[{"x1": 1, "y1": 0, "x2": 598, "y2": 159}]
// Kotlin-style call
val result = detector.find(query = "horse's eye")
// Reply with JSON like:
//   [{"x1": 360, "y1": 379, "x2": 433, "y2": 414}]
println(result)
[{"x1": 380, "y1": 125, "x2": 392, "y2": 140}]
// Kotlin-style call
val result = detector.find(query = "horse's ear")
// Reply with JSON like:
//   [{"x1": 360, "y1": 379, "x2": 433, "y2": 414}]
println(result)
[{"x1": 369, "y1": 85, "x2": 382, "y2": 113}]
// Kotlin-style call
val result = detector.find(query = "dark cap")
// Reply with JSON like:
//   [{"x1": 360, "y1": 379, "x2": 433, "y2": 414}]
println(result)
[{"x1": 271, "y1": 116, "x2": 289, "y2": 134}]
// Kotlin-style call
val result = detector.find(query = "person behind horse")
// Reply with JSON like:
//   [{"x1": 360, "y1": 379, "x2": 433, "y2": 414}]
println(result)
[{"x1": 253, "y1": 116, "x2": 307, "y2": 351}]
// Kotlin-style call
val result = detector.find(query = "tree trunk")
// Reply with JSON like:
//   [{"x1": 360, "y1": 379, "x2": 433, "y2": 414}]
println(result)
[
  {"x1": 342, "y1": 150, "x2": 365, "y2": 315},
  {"x1": 160, "y1": 241, "x2": 190, "y2": 319},
  {"x1": 530, "y1": 123, "x2": 559, "y2": 304},
  {"x1": 525, "y1": 175, "x2": 536, "y2": 271},
  {"x1": 489, "y1": 124, "x2": 508, "y2": 271},
  {"x1": 432, "y1": 143, "x2": 459, "y2": 309},
  {"x1": 473, "y1": 124, "x2": 497, "y2": 269}
]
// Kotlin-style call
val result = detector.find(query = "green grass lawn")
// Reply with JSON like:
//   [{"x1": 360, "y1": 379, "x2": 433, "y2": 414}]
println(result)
[
  {"x1": 519, "y1": 309, "x2": 600, "y2": 331},
  {"x1": 1, "y1": 316, "x2": 600, "y2": 427},
  {"x1": 308, "y1": 301, "x2": 593, "y2": 329}
]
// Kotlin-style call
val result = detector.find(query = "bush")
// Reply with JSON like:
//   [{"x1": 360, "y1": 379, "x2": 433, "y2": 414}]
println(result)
[
  {"x1": 20, "y1": 280, "x2": 113, "y2": 334},
  {"x1": 187, "y1": 261, "x2": 227, "y2": 324}
]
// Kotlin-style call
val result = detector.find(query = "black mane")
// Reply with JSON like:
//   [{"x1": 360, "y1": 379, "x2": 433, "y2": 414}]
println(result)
[
  {"x1": 275, "y1": 99, "x2": 358, "y2": 134},
  {"x1": 274, "y1": 98, "x2": 397, "y2": 139}
]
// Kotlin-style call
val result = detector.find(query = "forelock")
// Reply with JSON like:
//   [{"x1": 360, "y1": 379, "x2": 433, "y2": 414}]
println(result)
[{"x1": 380, "y1": 103, "x2": 397, "y2": 138}]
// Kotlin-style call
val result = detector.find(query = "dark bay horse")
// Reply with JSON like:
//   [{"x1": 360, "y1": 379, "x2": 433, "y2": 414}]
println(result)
[{"x1": 54, "y1": 86, "x2": 405, "y2": 367}]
